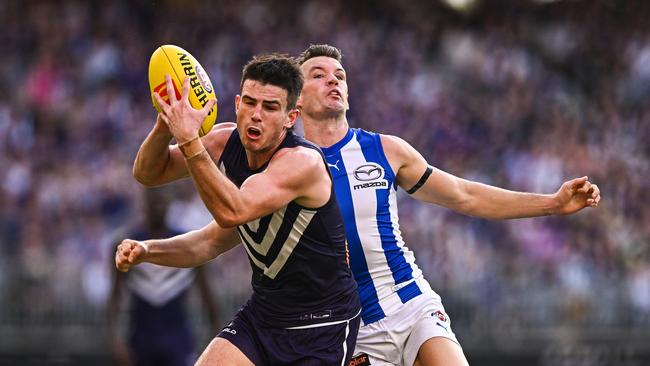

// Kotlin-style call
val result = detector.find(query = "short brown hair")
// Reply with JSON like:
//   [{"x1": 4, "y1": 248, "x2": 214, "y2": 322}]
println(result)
[
  {"x1": 298, "y1": 44, "x2": 343, "y2": 65},
  {"x1": 240, "y1": 54, "x2": 303, "y2": 110}
]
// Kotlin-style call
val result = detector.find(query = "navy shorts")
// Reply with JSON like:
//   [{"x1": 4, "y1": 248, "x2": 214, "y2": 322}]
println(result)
[{"x1": 217, "y1": 304, "x2": 360, "y2": 365}]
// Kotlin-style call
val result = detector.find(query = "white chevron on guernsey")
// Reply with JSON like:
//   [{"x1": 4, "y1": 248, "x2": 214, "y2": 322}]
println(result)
[
  {"x1": 127, "y1": 264, "x2": 195, "y2": 306},
  {"x1": 238, "y1": 208, "x2": 316, "y2": 279},
  {"x1": 238, "y1": 206, "x2": 287, "y2": 256}
]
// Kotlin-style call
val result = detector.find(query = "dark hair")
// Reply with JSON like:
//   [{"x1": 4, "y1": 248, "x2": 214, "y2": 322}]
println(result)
[
  {"x1": 240, "y1": 54, "x2": 303, "y2": 110},
  {"x1": 298, "y1": 44, "x2": 343, "y2": 65}
]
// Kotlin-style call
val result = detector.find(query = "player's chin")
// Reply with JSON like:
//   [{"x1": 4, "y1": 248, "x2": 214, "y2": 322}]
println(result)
[
  {"x1": 326, "y1": 100, "x2": 346, "y2": 110},
  {"x1": 321, "y1": 105, "x2": 346, "y2": 118},
  {"x1": 241, "y1": 138, "x2": 263, "y2": 152}
]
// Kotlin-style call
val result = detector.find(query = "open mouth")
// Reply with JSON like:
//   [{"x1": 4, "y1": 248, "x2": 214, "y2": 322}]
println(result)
[
  {"x1": 246, "y1": 126, "x2": 262, "y2": 139},
  {"x1": 328, "y1": 89, "x2": 342, "y2": 99}
]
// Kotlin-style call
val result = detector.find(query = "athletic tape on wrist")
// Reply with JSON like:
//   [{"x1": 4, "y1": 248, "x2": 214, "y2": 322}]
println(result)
[
  {"x1": 178, "y1": 136, "x2": 204, "y2": 159},
  {"x1": 137, "y1": 241, "x2": 149, "y2": 255}
]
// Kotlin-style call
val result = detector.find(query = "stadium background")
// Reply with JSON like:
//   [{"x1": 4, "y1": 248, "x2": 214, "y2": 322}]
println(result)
[{"x1": 0, "y1": 0, "x2": 648, "y2": 365}]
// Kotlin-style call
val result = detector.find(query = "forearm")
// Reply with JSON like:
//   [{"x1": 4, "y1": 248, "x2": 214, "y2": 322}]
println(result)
[
  {"x1": 144, "y1": 229, "x2": 221, "y2": 268},
  {"x1": 461, "y1": 180, "x2": 558, "y2": 219},
  {"x1": 133, "y1": 121, "x2": 175, "y2": 186},
  {"x1": 183, "y1": 145, "x2": 248, "y2": 227}
]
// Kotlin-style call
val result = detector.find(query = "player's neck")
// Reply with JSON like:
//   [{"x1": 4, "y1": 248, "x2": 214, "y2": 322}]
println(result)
[{"x1": 302, "y1": 115, "x2": 349, "y2": 148}]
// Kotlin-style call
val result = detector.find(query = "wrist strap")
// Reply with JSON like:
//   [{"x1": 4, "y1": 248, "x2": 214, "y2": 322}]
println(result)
[{"x1": 178, "y1": 136, "x2": 205, "y2": 159}]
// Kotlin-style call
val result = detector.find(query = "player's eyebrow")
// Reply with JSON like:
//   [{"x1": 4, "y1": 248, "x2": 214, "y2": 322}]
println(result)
[
  {"x1": 309, "y1": 65, "x2": 346, "y2": 75},
  {"x1": 241, "y1": 95, "x2": 257, "y2": 103},
  {"x1": 262, "y1": 100, "x2": 281, "y2": 109},
  {"x1": 241, "y1": 94, "x2": 282, "y2": 108}
]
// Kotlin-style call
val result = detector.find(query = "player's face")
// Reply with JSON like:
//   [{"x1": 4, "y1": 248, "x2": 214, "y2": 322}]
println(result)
[
  {"x1": 299, "y1": 56, "x2": 349, "y2": 119},
  {"x1": 235, "y1": 80, "x2": 298, "y2": 153}
]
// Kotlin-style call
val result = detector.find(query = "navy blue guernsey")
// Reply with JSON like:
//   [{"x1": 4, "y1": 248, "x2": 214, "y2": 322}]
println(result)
[
  {"x1": 218, "y1": 129, "x2": 360, "y2": 328},
  {"x1": 126, "y1": 229, "x2": 195, "y2": 351}
]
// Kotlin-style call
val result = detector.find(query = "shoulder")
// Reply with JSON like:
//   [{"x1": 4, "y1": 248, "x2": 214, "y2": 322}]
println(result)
[
  {"x1": 379, "y1": 133, "x2": 409, "y2": 150},
  {"x1": 202, "y1": 122, "x2": 236, "y2": 153},
  {"x1": 376, "y1": 133, "x2": 428, "y2": 177},
  {"x1": 268, "y1": 146, "x2": 326, "y2": 185},
  {"x1": 379, "y1": 133, "x2": 418, "y2": 162},
  {"x1": 354, "y1": 128, "x2": 410, "y2": 154},
  {"x1": 273, "y1": 145, "x2": 324, "y2": 171}
]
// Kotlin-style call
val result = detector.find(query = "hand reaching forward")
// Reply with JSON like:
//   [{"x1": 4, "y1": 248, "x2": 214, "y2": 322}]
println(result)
[
  {"x1": 115, "y1": 240, "x2": 149, "y2": 272},
  {"x1": 553, "y1": 176, "x2": 601, "y2": 215},
  {"x1": 153, "y1": 74, "x2": 216, "y2": 145}
]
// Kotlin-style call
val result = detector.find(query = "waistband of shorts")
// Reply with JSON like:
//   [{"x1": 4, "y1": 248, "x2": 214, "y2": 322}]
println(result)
[
  {"x1": 285, "y1": 308, "x2": 361, "y2": 329},
  {"x1": 391, "y1": 275, "x2": 434, "y2": 296},
  {"x1": 371, "y1": 276, "x2": 437, "y2": 321}
]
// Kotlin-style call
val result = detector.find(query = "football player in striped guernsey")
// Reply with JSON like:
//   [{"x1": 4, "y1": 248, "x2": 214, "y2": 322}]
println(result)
[
  {"x1": 295, "y1": 44, "x2": 600, "y2": 366},
  {"x1": 116, "y1": 54, "x2": 361, "y2": 365}
]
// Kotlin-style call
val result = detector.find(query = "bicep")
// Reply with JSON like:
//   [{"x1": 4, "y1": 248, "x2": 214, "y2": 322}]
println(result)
[
  {"x1": 410, "y1": 167, "x2": 470, "y2": 210},
  {"x1": 236, "y1": 169, "x2": 302, "y2": 220},
  {"x1": 160, "y1": 146, "x2": 191, "y2": 182},
  {"x1": 235, "y1": 149, "x2": 325, "y2": 222},
  {"x1": 387, "y1": 135, "x2": 469, "y2": 209},
  {"x1": 163, "y1": 127, "x2": 234, "y2": 184}
]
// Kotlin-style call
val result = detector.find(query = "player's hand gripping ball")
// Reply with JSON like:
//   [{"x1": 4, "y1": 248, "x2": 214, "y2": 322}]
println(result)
[{"x1": 148, "y1": 45, "x2": 217, "y2": 136}]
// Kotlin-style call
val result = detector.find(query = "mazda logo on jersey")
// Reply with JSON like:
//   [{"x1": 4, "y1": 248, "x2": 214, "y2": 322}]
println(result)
[
  {"x1": 353, "y1": 163, "x2": 383, "y2": 181},
  {"x1": 353, "y1": 163, "x2": 388, "y2": 190}
]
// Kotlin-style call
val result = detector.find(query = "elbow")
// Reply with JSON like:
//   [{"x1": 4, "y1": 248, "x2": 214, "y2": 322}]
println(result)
[
  {"x1": 132, "y1": 163, "x2": 164, "y2": 187},
  {"x1": 448, "y1": 184, "x2": 481, "y2": 217},
  {"x1": 132, "y1": 167, "x2": 148, "y2": 185},
  {"x1": 132, "y1": 167, "x2": 156, "y2": 187},
  {"x1": 213, "y1": 212, "x2": 243, "y2": 229},
  {"x1": 451, "y1": 180, "x2": 483, "y2": 218},
  {"x1": 457, "y1": 196, "x2": 504, "y2": 220},
  {"x1": 455, "y1": 197, "x2": 478, "y2": 217}
]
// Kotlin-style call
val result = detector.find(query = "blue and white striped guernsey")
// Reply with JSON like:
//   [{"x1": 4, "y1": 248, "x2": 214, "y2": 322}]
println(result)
[{"x1": 321, "y1": 128, "x2": 425, "y2": 325}]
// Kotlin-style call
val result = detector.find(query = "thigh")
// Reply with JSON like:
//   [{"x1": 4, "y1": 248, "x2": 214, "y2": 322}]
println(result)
[
  {"x1": 195, "y1": 337, "x2": 254, "y2": 366},
  {"x1": 413, "y1": 337, "x2": 468, "y2": 366},
  {"x1": 403, "y1": 297, "x2": 464, "y2": 366}
]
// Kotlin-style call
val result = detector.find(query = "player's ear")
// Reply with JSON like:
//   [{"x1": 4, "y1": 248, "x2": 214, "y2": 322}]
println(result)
[
  {"x1": 235, "y1": 95, "x2": 241, "y2": 112},
  {"x1": 285, "y1": 108, "x2": 300, "y2": 129}
]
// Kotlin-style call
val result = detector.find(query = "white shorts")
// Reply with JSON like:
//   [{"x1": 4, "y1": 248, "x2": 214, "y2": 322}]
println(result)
[{"x1": 351, "y1": 287, "x2": 461, "y2": 366}]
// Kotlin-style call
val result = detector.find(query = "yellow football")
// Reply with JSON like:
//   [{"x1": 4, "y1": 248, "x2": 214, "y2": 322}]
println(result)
[{"x1": 148, "y1": 45, "x2": 217, "y2": 136}]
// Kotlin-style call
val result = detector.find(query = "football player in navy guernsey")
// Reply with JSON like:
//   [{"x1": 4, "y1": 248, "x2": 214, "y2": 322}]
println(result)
[
  {"x1": 115, "y1": 54, "x2": 361, "y2": 365},
  {"x1": 295, "y1": 44, "x2": 600, "y2": 366},
  {"x1": 109, "y1": 188, "x2": 220, "y2": 366}
]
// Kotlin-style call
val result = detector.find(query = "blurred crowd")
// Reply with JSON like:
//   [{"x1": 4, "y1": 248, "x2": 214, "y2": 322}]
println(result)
[{"x1": 0, "y1": 0, "x2": 648, "y2": 355}]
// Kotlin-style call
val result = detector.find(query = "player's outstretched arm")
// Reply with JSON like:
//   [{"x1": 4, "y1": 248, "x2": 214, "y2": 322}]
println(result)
[
  {"x1": 383, "y1": 135, "x2": 600, "y2": 219},
  {"x1": 115, "y1": 220, "x2": 240, "y2": 271},
  {"x1": 132, "y1": 113, "x2": 235, "y2": 186}
]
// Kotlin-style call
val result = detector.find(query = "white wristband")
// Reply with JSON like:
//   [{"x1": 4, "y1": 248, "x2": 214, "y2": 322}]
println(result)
[{"x1": 137, "y1": 241, "x2": 149, "y2": 255}]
